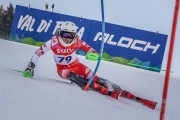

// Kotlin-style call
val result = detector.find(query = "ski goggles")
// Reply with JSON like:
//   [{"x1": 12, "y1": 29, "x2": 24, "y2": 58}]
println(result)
[{"x1": 60, "y1": 31, "x2": 76, "y2": 39}]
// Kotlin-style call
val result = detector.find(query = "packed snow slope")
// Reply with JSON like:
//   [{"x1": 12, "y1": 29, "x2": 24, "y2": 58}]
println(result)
[{"x1": 0, "y1": 39, "x2": 180, "y2": 120}]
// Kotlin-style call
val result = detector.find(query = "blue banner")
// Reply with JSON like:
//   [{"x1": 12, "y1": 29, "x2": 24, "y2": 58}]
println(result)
[{"x1": 10, "y1": 5, "x2": 168, "y2": 72}]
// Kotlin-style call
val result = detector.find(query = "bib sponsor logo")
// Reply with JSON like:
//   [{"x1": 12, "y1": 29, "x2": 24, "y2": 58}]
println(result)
[{"x1": 56, "y1": 48, "x2": 74, "y2": 54}]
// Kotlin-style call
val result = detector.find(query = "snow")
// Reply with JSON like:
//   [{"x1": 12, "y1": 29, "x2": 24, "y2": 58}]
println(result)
[{"x1": 0, "y1": 39, "x2": 180, "y2": 120}]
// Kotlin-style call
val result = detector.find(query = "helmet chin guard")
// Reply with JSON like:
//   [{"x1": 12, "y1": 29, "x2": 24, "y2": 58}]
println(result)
[{"x1": 59, "y1": 36, "x2": 74, "y2": 47}]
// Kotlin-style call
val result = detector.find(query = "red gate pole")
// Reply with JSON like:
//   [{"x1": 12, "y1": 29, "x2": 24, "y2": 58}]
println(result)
[{"x1": 160, "y1": 0, "x2": 180, "y2": 120}]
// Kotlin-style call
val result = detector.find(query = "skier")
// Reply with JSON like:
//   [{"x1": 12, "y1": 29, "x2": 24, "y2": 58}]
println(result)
[{"x1": 23, "y1": 21, "x2": 156, "y2": 109}]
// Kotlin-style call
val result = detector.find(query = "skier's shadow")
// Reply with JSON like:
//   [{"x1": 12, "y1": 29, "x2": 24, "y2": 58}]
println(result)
[{"x1": 10, "y1": 68, "x2": 73, "y2": 85}]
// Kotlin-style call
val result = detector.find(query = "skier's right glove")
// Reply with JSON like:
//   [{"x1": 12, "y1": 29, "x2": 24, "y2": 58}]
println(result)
[{"x1": 23, "y1": 62, "x2": 35, "y2": 78}]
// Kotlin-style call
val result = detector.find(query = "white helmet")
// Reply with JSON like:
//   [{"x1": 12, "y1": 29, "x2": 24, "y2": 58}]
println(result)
[
  {"x1": 60, "y1": 21, "x2": 78, "y2": 33},
  {"x1": 58, "y1": 21, "x2": 78, "y2": 47}
]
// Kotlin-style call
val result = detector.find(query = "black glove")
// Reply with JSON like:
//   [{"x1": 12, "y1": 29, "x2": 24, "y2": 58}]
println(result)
[{"x1": 23, "y1": 62, "x2": 35, "y2": 78}]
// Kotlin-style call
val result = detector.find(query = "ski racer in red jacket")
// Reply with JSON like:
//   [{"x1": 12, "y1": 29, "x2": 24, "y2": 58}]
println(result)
[{"x1": 23, "y1": 21, "x2": 156, "y2": 109}]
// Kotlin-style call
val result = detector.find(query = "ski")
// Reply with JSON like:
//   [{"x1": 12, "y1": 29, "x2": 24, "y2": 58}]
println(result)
[
  {"x1": 133, "y1": 96, "x2": 157, "y2": 110},
  {"x1": 11, "y1": 69, "x2": 24, "y2": 73},
  {"x1": 11, "y1": 69, "x2": 157, "y2": 109},
  {"x1": 110, "y1": 90, "x2": 157, "y2": 110}
]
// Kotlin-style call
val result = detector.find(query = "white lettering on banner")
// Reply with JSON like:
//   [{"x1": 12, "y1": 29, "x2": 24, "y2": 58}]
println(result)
[
  {"x1": 53, "y1": 21, "x2": 64, "y2": 35},
  {"x1": 76, "y1": 27, "x2": 85, "y2": 39},
  {"x1": 130, "y1": 39, "x2": 146, "y2": 51},
  {"x1": 94, "y1": 32, "x2": 160, "y2": 54},
  {"x1": 144, "y1": 42, "x2": 160, "y2": 54},
  {"x1": 17, "y1": 14, "x2": 55, "y2": 33},
  {"x1": 37, "y1": 19, "x2": 52, "y2": 33},
  {"x1": 17, "y1": 15, "x2": 35, "y2": 31},
  {"x1": 117, "y1": 37, "x2": 133, "y2": 48},
  {"x1": 107, "y1": 35, "x2": 116, "y2": 45},
  {"x1": 17, "y1": 15, "x2": 29, "y2": 28},
  {"x1": 94, "y1": 32, "x2": 110, "y2": 43}
]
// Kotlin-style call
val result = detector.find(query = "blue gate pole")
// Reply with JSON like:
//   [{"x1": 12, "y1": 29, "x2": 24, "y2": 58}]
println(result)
[{"x1": 84, "y1": 0, "x2": 105, "y2": 90}]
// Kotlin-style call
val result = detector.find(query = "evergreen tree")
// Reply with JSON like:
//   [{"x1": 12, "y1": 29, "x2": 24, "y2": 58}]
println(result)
[
  {"x1": 0, "y1": 5, "x2": 4, "y2": 37},
  {"x1": 0, "y1": 5, "x2": 4, "y2": 14},
  {"x1": 3, "y1": 3, "x2": 14, "y2": 39}
]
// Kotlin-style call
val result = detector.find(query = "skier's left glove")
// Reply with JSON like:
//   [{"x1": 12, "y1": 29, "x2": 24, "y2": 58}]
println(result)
[
  {"x1": 23, "y1": 62, "x2": 35, "y2": 78},
  {"x1": 86, "y1": 50, "x2": 99, "y2": 61}
]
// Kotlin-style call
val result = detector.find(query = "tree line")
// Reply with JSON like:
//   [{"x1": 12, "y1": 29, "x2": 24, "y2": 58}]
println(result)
[{"x1": 0, "y1": 3, "x2": 14, "y2": 40}]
